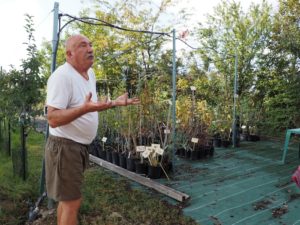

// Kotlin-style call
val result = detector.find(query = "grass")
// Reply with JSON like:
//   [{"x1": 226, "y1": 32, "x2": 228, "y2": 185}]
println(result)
[
  {"x1": 0, "y1": 130, "x2": 198, "y2": 225},
  {"x1": 0, "y1": 129, "x2": 45, "y2": 225},
  {"x1": 79, "y1": 167, "x2": 197, "y2": 225}
]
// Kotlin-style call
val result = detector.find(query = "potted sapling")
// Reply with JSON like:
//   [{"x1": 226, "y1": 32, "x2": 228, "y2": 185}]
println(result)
[{"x1": 135, "y1": 145, "x2": 148, "y2": 175}]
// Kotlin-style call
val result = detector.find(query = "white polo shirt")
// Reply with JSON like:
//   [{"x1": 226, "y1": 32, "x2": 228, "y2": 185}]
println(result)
[{"x1": 46, "y1": 62, "x2": 98, "y2": 145}]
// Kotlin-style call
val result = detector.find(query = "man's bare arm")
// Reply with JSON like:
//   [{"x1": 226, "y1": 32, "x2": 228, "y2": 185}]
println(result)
[
  {"x1": 47, "y1": 92, "x2": 111, "y2": 128},
  {"x1": 47, "y1": 92, "x2": 140, "y2": 128}
]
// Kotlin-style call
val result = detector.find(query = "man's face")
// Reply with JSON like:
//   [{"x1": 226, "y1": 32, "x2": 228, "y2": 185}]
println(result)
[{"x1": 72, "y1": 36, "x2": 94, "y2": 69}]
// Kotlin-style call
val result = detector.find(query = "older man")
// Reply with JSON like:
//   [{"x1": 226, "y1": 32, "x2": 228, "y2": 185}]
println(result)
[{"x1": 45, "y1": 34, "x2": 139, "y2": 225}]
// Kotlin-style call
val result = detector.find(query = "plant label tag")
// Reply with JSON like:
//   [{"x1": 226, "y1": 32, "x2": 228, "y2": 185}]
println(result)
[
  {"x1": 146, "y1": 146, "x2": 153, "y2": 152},
  {"x1": 136, "y1": 146, "x2": 146, "y2": 152},
  {"x1": 102, "y1": 137, "x2": 107, "y2": 143},
  {"x1": 191, "y1": 137, "x2": 199, "y2": 143},
  {"x1": 142, "y1": 149, "x2": 150, "y2": 158},
  {"x1": 151, "y1": 144, "x2": 161, "y2": 149},
  {"x1": 190, "y1": 86, "x2": 196, "y2": 91},
  {"x1": 155, "y1": 148, "x2": 164, "y2": 155},
  {"x1": 164, "y1": 129, "x2": 171, "y2": 134}
]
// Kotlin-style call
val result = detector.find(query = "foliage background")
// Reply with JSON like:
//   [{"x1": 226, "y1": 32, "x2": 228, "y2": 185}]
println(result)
[{"x1": 0, "y1": 0, "x2": 299, "y2": 223}]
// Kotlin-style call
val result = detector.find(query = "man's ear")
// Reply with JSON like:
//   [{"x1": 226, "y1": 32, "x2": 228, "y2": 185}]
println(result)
[{"x1": 66, "y1": 50, "x2": 72, "y2": 57}]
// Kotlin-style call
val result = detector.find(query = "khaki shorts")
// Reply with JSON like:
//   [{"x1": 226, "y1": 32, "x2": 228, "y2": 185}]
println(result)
[{"x1": 45, "y1": 135, "x2": 89, "y2": 201}]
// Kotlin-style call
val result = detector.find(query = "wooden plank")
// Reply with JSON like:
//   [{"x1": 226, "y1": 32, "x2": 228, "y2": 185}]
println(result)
[{"x1": 89, "y1": 154, "x2": 190, "y2": 202}]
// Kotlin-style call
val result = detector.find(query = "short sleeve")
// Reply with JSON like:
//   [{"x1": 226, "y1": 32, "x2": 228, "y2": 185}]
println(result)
[{"x1": 46, "y1": 73, "x2": 71, "y2": 109}]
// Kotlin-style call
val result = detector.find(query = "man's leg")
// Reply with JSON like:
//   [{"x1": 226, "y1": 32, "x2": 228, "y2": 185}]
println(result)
[
  {"x1": 58, "y1": 198, "x2": 82, "y2": 225},
  {"x1": 57, "y1": 202, "x2": 62, "y2": 225}
]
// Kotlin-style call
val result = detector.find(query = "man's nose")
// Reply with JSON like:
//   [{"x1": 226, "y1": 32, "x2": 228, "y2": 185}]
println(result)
[{"x1": 87, "y1": 45, "x2": 93, "y2": 52}]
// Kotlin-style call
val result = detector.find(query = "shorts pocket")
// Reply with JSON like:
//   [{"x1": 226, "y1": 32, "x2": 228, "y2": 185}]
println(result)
[{"x1": 59, "y1": 144, "x2": 84, "y2": 182}]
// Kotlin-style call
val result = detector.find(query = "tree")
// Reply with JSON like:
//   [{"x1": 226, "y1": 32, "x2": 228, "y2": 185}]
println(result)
[
  {"x1": 249, "y1": 0, "x2": 300, "y2": 134},
  {"x1": 7, "y1": 14, "x2": 46, "y2": 180},
  {"x1": 194, "y1": 0, "x2": 273, "y2": 133}
]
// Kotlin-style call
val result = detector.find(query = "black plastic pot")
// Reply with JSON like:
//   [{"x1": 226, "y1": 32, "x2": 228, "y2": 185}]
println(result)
[
  {"x1": 179, "y1": 148, "x2": 186, "y2": 157},
  {"x1": 126, "y1": 158, "x2": 136, "y2": 172},
  {"x1": 249, "y1": 135, "x2": 260, "y2": 142},
  {"x1": 240, "y1": 133, "x2": 249, "y2": 141},
  {"x1": 197, "y1": 146, "x2": 205, "y2": 159},
  {"x1": 98, "y1": 149, "x2": 106, "y2": 159},
  {"x1": 135, "y1": 161, "x2": 148, "y2": 175},
  {"x1": 222, "y1": 140, "x2": 231, "y2": 148},
  {"x1": 208, "y1": 145, "x2": 214, "y2": 157},
  {"x1": 112, "y1": 152, "x2": 120, "y2": 166},
  {"x1": 204, "y1": 145, "x2": 210, "y2": 157},
  {"x1": 185, "y1": 150, "x2": 191, "y2": 159},
  {"x1": 106, "y1": 151, "x2": 112, "y2": 163},
  {"x1": 213, "y1": 138, "x2": 222, "y2": 147},
  {"x1": 119, "y1": 153, "x2": 127, "y2": 169},
  {"x1": 190, "y1": 150, "x2": 198, "y2": 160},
  {"x1": 147, "y1": 165, "x2": 161, "y2": 179}
]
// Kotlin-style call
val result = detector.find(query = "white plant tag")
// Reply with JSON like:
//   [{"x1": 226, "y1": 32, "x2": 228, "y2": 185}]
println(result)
[
  {"x1": 145, "y1": 146, "x2": 153, "y2": 153},
  {"x1": 142, "y1": 149, "x2": 150, "y2": 158},
  {"x1": 164, "y1": 129, "x2": 171, "y2": 134},
  {"x1": 191, "y1": 137, "x2": 199, "y2": 143},
  {"x1": 102, "y1": 137, "x2": 107, "y2": 143},
  {"x1": 190, "y1": 86, "x2": 196, "y2": 91},
  {"x1": 151, "y1": 144, "x2": 161, "y2": 149},
  {"x1": 136, "y1": 146, "x2": 146, "y2": 152},
  {"x1": 155, "y1": 148, "x2": 164, "y2": 155}
]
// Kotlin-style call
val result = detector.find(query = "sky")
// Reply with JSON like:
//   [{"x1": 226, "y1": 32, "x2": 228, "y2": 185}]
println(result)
[{"x1": 0, "y1": 0, "x2": 278, "y2": 71}]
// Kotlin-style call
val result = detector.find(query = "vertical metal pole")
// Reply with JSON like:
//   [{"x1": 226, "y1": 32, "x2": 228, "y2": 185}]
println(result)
[
  {"x1": 191, "y1": 89, "x2": 195, "y2": 123},
  {"x1": 232, "y1": 47, "x2": 238, "y2": 147},
  {"x1": 171, "y1": 29, "x2": 176, "y2": 172},
  {"x1": 51, "y1": 2, "x2": 59, "y2": 74},
  {"x1": 8, "y1": 119, "x2": 11, "y2": 156},
  {"x1": 20, "y1": 120, "x2": 26, "y2": 180},
  {"x1": 46, "y1": 1, "x2": 59, "y2": 141},
  {"x1": 43, "y1": 1, "x2": 59, "y2": 209}
]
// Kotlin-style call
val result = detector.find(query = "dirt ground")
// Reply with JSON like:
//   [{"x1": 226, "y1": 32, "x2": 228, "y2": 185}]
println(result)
[{"x1": 25, "y1": 208, "x2": 56, "y2": 225}]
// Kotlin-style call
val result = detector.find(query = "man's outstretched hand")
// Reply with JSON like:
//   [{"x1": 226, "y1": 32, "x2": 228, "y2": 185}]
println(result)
[
  {"x1": 84, "y1": 92, "x2": 112, "y2": 112},
  {"x1": 84, "y1": 92, "x2": 140, "y2": 113},
  {"x1": 113, "y1": 92, "x2": 140, "y2": 107}
]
